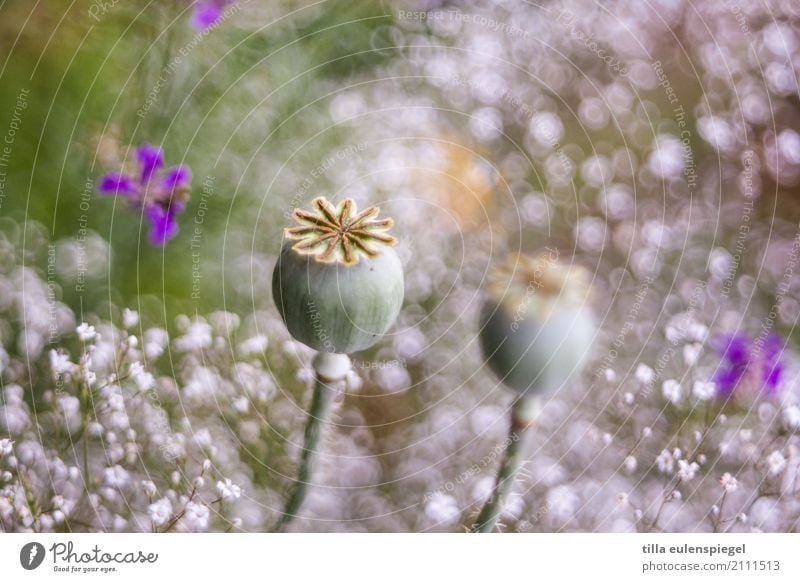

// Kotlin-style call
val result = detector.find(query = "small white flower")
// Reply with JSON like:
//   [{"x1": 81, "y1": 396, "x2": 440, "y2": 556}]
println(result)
[
  {"x1": 739, "y1": 429, "x2": 752, "y2": 442},
  {"x1": 604, "y1": 368, "x2": 617, "y2": 382},
  {"x1": 783, "y1": 405, "x2": 800, "y2": 430},
  {"x1": 144, "y1": 328, "x2": 169, "y2": 360},
  {"x1": 49, "y1": 350, "x2": 74, "y2": 377},
  {"x1": 624, "y1": 455, "x2": 638, "y2": 473},
  {"x1": 147, "y1": 497, "x2": 172, "y2": 527},
  {"x1": 174, "y1": 321, "x2": 213, "y2": 352},
  {"x1": 671, "y1": 490, "x2": 682, "y2": 501},
  {"x1": 238, "y1": 335, "x2": 269, "y2": 357},
  {"x1": 122, "y1": 308, "x2": 139, "y2": 329},
  {"x1": 662, "y1": 379, "x2": 683, "y2": 405},
  {"x1": 766, "y1": 450, "x2": 787, "y2": 476},
  {"x1": 688, "y1": 323, "x2": 708, "y2": 342},
  {"x1": 232, "y1": 396, "x2": 249, "y2": 414},
  {"x1": 0, "y1": 438, "x2": 13, "y2": 457},
  {"x1": 683, "y1": 343, "x2": 703, "y2": 366},
  {"x1": 616, "y1": 492, "x2": 629, "y2": 506},
  {"x1": 129, "y1": 362, "x2": 155, "y2": 392},
  {"x1": 76, "y1": 323, "x2": 97, "y2": 342},
  {"x1": 635, "y1": 363, "x2": 654, "y2": 385},
  {"x1": 720, "y1": 472, "x2": 738, "y2": 492},
  {"x1": 692, "y1": 380, "x2": 716, "y2": 401},
  {"x1": 103, "y1": 465, "x2": 130, "y2": 488},
  {"x1": 623, "y1": 392, "x2": 634, "y2": 405},
  {"x1": 424, "y1": 493, "x2": 460, "y2": 525},
  {"x1": 216, "y1": 479, "x2": 243, "y2": 500},
  {"x1": 183, "y1": 501, "x2": 210, "y2": 531},
  {"x1": 642, "y1": 427, "x2": 653, "y2": 439},
  {"x1": 141, "y1": 480, "x2": 157, "y2": 498},
  {"x1": 656, "y1": 450, "x2": 674, "y2": 474},
  {"x1": 202, "y1": 459, "x2": 212, "y2": 472},
  {"x1": 697, "y1": 454, "x2": 707, "y2": 465},
  {"x1": 602, "y1": 433, "x2": 613, "y2": 445},
  {"x1": 677, "y1": 459, "x2": 700, "y2": 482}
]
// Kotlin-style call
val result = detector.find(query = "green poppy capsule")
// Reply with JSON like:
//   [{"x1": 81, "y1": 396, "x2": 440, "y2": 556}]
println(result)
[
  {"x1": 479, "y1": 251, "x2": 594, "y2": 402},
  {"x1": 272, "y1": 197, "x2": 404, "y2": 354}
]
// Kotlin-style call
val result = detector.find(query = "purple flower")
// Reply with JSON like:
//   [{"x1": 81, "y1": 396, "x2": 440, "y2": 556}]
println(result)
[
  {"x1": 98, "y1": 144, "x2": 191, "y2": 245},
  {"x1": 713, "y1": 331, "x2": 784, "y2": 398},
  {"x1": 191, "y1": 1, "x2": 236, "y2": 29}
]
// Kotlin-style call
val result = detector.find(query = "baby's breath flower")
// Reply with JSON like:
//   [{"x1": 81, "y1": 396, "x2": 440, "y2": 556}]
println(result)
[
  {"x1": 720, "y1": 472, "x2": 738, "y2": 492},
  {"x1": 0, "y1": 438, "x2": 13, "y2": 457},
  {"x1": 49, "y1": 350, "x2": 73, "y2": 377},
  {"x1": 216, "y1": 479, "x2": 242, "y2": 500},
  {"x1": 662, "y1": 379, "x2": 682, "y2": 404},
  {"x1": 129, "y1": 362, "x2": 155, "y2": 392},
  {"x1": 238, "y1": 335, "x2": 269, "y2": 357},
  {"x1": 692, "y1": 380, "x2": 716, "y2": 401},
  {"x1": 144, "y1": 328, "x2": 169, "y2": 360},
  {"x1": 783, "y1": 405, "x2": 800, "y2": 430},
  {"x1": 183, "y1": 501, "x2": 210, "y2": 531},
  {"x1": 683, "y1": 343, "x2": 703, "y2": 366},
  {"x1": 148, "y1": 497, "x2": 172, "y2": 527},
  {"x1": 174, "y1": 321, "x2": 213, "y2": 352},
  {"x1": 122, "y1": 308, "x2": 139, "y2": 329},
  {"x1": 766, "y1": 450, "x2": 787, "y2": 476},
  {"x1": 677, "y1": 460, "x2": 700, "y2": 482},
  {"x1": 141, "y1": 480, "x2": 157, "y2": 498},
  {"x1": 76, "y1": 323, "x2": 97, "y2": 342},
  {"x1": 635, "y1": 363, "x2": 654, "y2": 385},
  {"x1": 656, "y1": 450, "x2": 674, "y2": 474},
  {"x1": 103, "y1": 465, "x2": 130, "y2": 488}
]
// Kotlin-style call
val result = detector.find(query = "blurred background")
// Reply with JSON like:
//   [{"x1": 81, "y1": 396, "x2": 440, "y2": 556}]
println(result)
[{"x1": 1, "y1": 0, "x2": 800, "y2": 532}]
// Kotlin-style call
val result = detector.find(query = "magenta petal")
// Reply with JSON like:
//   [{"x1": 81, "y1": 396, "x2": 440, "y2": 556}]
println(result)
[
  {"x1": 159, "y1": 165, "x2": 192, "y2": 192},
  {"x1": 191, "y1": 2, "x2": 223, "y2": 29},
  {"x1": 145, "y1": 204, "x2": 183, "y2": 246},
  {"x1": 137, "y1": 144, "x2": 165, "y2": 183},
  {"x1": 98, "y1": 173, "x2": 138, "y2": 197}
]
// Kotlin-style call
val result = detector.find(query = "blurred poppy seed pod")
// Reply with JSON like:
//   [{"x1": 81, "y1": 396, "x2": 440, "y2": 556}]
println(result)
[
  {"x1": 272, "y1": 197, "x2": 404, "y2": 354},
  {"x1": 479, "y1": 250, "x2": 594, "y2": 413}
]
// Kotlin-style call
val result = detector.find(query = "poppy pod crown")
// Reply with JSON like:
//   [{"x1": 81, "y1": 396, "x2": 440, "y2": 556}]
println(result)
[
  {"x1": 272, "y1": 197, "x2": 404, "y2": 354},
  {"x1": 479, "y1": 250, "x2": 594, "y2": 398}
]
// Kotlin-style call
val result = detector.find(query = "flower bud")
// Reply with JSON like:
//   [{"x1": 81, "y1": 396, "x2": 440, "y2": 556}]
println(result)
[
  {"x1": 479, "y1": 250, "x2": 594, "y2": 398},
  {"x1": 272, "y1": 197, "x2": 404, "y2": 354}
]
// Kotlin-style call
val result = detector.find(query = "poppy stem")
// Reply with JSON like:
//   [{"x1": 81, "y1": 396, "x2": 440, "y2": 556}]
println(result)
[
  {"x1": 275, "y1": 352, "x2": 350, "y2": 531},
  {"x1": 472, "y1": 397, "x2": 535, "y2": 532}
]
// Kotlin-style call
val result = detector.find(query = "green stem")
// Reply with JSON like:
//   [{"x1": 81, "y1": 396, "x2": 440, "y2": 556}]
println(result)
[
  {"x1": 276, "y1": 352, "x2": 350, "y2": 531},
  {"x1": 472, "y1": 397, "x2": 535, "y2": 533}
]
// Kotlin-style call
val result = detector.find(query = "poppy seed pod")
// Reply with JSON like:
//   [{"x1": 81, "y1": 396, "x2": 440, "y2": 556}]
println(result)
[
  {"x1": 479, "y1": 250, "x2": 594, "y2": 405},
  {"x1": 272, "y1": 197, "x2": 404, "y2": 354}
]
